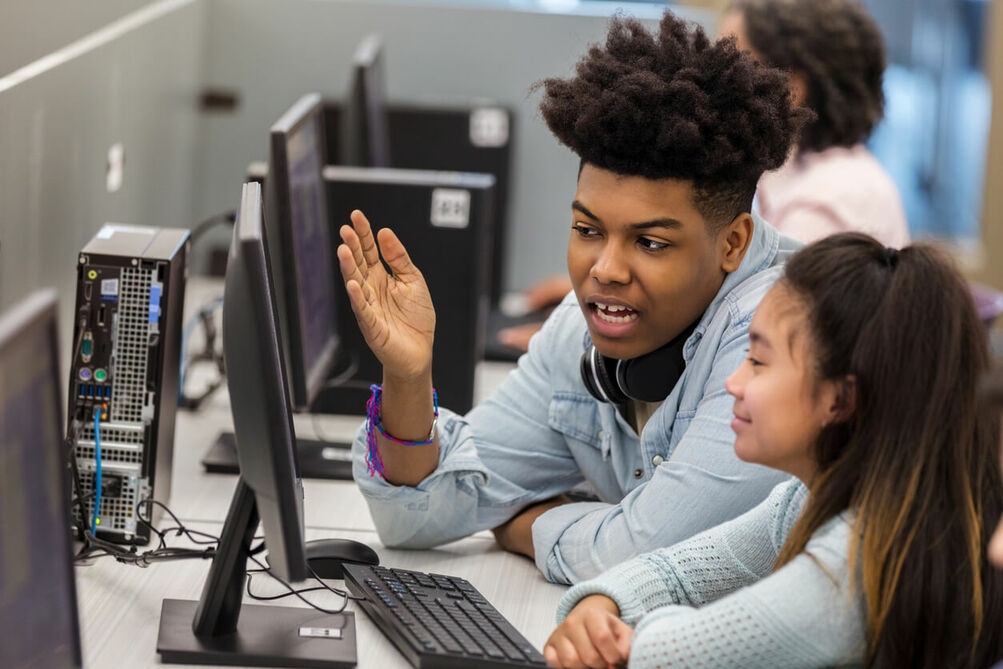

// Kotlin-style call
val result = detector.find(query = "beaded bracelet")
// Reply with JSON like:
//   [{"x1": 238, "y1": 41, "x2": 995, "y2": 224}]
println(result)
[{"x1": 365, "y1": 383, "x2": 439, "y2": 478}]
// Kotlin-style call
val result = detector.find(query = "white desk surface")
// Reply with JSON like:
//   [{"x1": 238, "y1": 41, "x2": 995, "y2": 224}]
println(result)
[{"x1": 73, "y1": 277, "x2": 557, "y2": 668}]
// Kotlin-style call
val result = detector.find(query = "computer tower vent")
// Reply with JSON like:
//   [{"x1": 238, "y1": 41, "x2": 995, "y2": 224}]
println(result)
[
  {"x1": 110, "y1": 267, "x2": 155, "y2": 423},
  {"x1": 75, "y1": 467, "x2": 149, "y2": 533}
]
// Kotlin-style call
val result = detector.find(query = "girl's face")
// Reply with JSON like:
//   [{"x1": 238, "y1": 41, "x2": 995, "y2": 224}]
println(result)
[{"x1": 725, "y1": 284, "x2": 845, "y2": 484}]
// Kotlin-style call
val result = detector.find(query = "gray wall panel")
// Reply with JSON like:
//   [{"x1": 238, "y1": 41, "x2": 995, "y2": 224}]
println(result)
[
  {"x1": 0, "y1": 0, "x2": 159, "y2": 76},
  {"x1": 0, "y1": 0, "x2": 204, "y2": 356},
  {"x1": 196, "y1": 0, "x2": 709, "y2": 291}
]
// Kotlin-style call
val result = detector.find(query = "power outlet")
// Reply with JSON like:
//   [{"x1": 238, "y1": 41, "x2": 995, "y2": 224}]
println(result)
[{"x1": 106, "y1": 143, "x2": 124, "y2": 193}]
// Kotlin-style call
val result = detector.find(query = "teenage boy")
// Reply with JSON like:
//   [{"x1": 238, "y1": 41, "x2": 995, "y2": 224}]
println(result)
[{"x1": 337, "y1": 11, "x2": 808, "y2": 585}]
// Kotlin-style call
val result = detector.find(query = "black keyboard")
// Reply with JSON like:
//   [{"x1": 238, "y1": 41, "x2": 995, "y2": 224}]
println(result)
[{"x1": 343, "y1": 563, "x2": 548, "y2": 668}]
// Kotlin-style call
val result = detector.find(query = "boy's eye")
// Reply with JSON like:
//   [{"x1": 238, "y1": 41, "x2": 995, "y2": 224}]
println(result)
[
  {"x1": 573, "y1": 224, "x2": 599, "y2": 237},
  {"x1": 638, "y1": 237, "x2": 670, "y2": 251}
]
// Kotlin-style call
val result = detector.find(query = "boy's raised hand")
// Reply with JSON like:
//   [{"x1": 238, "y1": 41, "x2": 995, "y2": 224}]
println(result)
[{"x1": 337, "y1": 209, "x2": 435, "y2": 380}]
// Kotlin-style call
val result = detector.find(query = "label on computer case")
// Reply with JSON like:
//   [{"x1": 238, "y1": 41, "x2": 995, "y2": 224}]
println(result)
[
  {"x1": 469, "y1": 107, "x2": 509, "y2": 147},
  {"x1": 100, "y1": 279, "x2": 119, "y2": 298},
  {"x1": 430, "y1": 188, "x2": 471, "y2": 229}
]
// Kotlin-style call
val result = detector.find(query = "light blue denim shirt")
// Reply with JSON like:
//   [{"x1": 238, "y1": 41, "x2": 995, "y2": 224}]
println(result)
[{"x1": 351, "y1": 215, "x2": 801, "y2": 585}]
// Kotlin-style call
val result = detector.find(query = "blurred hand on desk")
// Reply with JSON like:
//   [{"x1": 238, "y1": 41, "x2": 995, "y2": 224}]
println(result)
[{"x1": 496, "y1": 275, "x2": 573, "y2": 352}]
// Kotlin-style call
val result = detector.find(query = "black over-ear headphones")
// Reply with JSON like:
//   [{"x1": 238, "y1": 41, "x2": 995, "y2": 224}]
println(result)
[{"x1": 580, "y1": 322, "x2": 697, "y2": 404}]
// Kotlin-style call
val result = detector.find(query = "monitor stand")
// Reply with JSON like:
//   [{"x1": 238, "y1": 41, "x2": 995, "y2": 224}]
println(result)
[
  {"x1": 157, "y1": 478, "x2": 357, "y2": 668},
  {"x1": 202, "y1": 432, "x2": 352, "y2": 480}
]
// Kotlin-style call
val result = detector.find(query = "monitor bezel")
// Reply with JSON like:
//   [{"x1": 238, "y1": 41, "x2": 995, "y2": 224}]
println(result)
[
  {"x1": 0, "y1": 288, "x2": 83, "y2": 669},
  {"x1": 225, "y1": 182, "x2": 307, "y2": 582},
  {"x1": 269, "y1": 92, "x2": 340, "y2": 411}
]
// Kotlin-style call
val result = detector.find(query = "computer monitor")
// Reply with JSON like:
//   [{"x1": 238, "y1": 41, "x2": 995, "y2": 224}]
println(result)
[
  {"x1": 0, "y1": 289, "x2": 83, "y2": 669},
  {"x1": 202, "y1": 97, "x2": 354, "y2": 481},
  {"x1": 158, "y1": 183, "x2": 357, "y2": 667},
  {"x1": 269, "y1": 93, "x2": 339, "y2": 410},
  {"x1": 341, "y1": 34, "x2": 391, "y2": 168}
]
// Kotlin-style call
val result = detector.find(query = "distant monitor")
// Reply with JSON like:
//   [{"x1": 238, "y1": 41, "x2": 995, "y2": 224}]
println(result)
[
  {"x1": 341, "y1": 34, "x2": 391, "y2": 167},
  {"x1": 0, "y1": 289, "x2": 83, "y2": 669},
  {"x1": 203, "y1": 97, "x2": 354, "y2": 481},
  {"x1": 158, "y1": 183, "x2": 357, "y2": 667},
  {"x1": 313, "y1": 166, "x2": 495, "y2": 416},
  {"x1": 269, "y1": 93, "x2": 339, "y2": 410}
]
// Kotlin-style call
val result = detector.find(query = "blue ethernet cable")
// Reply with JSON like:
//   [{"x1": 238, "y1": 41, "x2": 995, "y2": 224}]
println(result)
[{"x1": 92, "y1": 408, "x2": 102, "y2": 534}]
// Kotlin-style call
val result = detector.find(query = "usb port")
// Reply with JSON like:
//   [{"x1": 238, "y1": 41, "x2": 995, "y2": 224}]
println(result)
[{"x1": 103, "y1": 385, "x2": 111, "y2": 399}]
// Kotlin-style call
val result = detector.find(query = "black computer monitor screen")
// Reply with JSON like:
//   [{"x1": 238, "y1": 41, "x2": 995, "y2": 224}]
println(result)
[
  {"x1": 0, "y1": 290, "x2": 82, "y2": 669},
  {"x1": 271, "y1": 94, "x2": 339, "y2": 409},
  {"x1": 158, "y1": 183, "x2": 357, "y2": 666},
  {"x1": 223, "y1": 182, "x2": 307, "y2": 582},
  {"x1": 341, "y1": 34, "x2": 391, "y2": 167}
]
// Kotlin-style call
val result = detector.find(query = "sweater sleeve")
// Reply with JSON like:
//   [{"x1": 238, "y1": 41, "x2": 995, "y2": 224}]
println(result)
[
  {"x1": 556, "y1": 479, "x2": 807, "y2": 625},
  {"x1": 625, "y1": 514, "x2": 863, "y2": 668}
]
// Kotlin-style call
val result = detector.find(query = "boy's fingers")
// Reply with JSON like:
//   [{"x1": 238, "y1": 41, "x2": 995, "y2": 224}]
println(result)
[
  {"x1": 337, "y1": 244, "x2": 376, "y2": 303},
  {"x1": 350, "y1": 209, "x2": 381, "y2": 268},
  {"x1": 345, "y1": 280, "x2": 380, "y2": 340},
  {"x1": 377, "y1": 227, "x2": 421, "y2": 282}
]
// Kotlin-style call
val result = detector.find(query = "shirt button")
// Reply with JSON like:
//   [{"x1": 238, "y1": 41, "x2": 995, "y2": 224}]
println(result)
[
  {"x1": 652, "y1": 455, "x2": 664, "y2": 467},
  {"x1": 633, "y1": 468, "x2": 643, "y2": 479}
]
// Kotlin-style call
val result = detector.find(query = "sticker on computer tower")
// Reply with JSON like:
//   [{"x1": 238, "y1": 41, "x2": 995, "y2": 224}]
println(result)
[
  {"x1": 430, "y1": 188, "x2": 471, "y2": 228},
  {"x1": 100, "y1": 279, "x2": 119, "y2": 298},
  {"x1": 469, "y1": 108, "x2": 509, "y2": 148}
]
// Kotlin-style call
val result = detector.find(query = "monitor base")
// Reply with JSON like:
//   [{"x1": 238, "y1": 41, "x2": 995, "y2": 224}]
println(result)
[
  {"x1": 202, "y1": 431, "x2": 352, "y2": 480},
  {"x1": 158, "y1": 598, "x2": 356, "y2": 668}
]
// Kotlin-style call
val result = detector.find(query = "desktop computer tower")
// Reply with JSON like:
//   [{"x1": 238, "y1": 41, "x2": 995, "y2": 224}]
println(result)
[
  {"x1": 325, "y1": 102, "x2": 513, "y2": 306},
  {"x1": 315, "y1": 166, "x2": 495, "y2": 417},
  {"x1": 68, "y1": 224, "x2": 189, "y2": 544}
]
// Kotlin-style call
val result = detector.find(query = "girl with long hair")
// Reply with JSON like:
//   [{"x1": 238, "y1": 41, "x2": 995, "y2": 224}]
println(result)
[{"x1": 545, "y1": 233, "x2": 1003, "y2": 667}]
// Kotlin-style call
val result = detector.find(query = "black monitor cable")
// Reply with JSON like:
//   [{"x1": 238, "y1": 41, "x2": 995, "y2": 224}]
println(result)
[
  {"x1": 68, "y1": 427, "x2": 360, "y2": 614},
  {"x1": 245, "y1": 554, "x2": 366, "y2": 615},
  {"x1": 190, "y1": 209, "x2": 236, "y2": 245},
  {"x1": 178, "y1": 296, "x2": 226, "y2": 410}
]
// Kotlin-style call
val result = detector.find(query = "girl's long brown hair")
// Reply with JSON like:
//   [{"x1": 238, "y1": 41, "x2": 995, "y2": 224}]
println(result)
[{"x1": 773, "y1": 234, "x2": 1003, "y2": 667}]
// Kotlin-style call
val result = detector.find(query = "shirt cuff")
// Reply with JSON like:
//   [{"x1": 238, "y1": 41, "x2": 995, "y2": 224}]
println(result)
[{"x1": 531, "y1": 501, "x2": 610, "y2": 584}]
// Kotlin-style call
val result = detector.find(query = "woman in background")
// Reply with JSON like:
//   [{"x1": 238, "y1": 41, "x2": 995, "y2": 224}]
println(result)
[
  {"x1": 720, "y1": 0, "x2": 909, "y2": 247},
  {"x1": 545, "y1": 234, "x2": 1003, "y2": 668}
]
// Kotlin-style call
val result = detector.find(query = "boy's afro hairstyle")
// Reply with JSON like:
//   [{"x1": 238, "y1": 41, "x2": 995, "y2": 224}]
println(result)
[{"x1": 538, "y1": 11, "x2": 809, "y2": 224}]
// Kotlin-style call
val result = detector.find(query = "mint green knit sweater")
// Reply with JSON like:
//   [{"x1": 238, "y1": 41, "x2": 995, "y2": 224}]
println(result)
[{"x1": 556, "y1": 479, "x2": 866, "y2": 667}]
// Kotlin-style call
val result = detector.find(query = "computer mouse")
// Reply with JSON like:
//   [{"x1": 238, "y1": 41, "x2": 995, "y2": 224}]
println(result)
[{"x1": 304, "y1": 538, "x2": 380, "y2": 580}]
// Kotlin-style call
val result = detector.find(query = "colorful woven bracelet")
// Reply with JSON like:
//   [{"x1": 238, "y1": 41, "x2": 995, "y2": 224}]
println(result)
[{"x1": 365, "y1": 383, "x2": 439, "y2": 478}]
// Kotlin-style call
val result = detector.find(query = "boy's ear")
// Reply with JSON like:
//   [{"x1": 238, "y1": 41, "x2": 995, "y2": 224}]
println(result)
[
  {"x1": 720, "y1": 212, "x2": 754, "y2": 273},
  {"x1": 826, "y1": 375, "x2": 857, "y2": 425}
]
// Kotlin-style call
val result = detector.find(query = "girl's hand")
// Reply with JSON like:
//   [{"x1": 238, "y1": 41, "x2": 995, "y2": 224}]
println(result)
[
  {"x1": 336, "y1": 210, "x2": 435, "y2": 380},
  {"x1": 544, "y1": 595, "x2": 632, "y2": 669}
]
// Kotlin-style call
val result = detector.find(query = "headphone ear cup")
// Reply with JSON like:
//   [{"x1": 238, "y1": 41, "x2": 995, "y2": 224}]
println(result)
[{"x1": 580, "y1": 346, "x2": 628, "y2": 404}]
